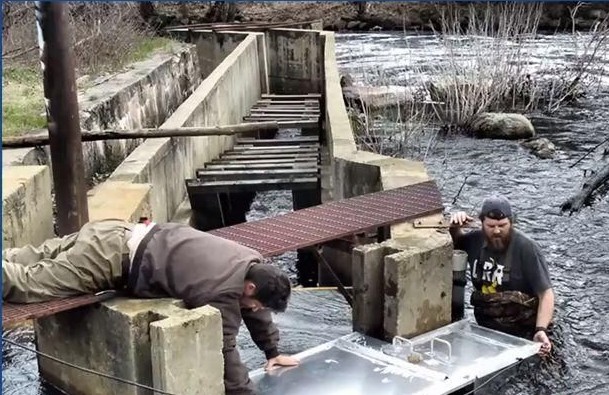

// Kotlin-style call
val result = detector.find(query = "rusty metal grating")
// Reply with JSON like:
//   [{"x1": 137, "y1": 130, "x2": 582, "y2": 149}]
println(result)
[
  {"x1": 2, "y1": 293, "x2": 116, "y2": 327},
  {"x1": 2, "y1": 180, "x2": 442, "y2": 326},
  {"x1": 209, "y1": 180, "x2": 444, "y2": 257}
]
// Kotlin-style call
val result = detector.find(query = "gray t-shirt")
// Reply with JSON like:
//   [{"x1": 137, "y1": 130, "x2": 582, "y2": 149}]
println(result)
[{"x1": 454, "y1": 228, "x2": 552, "y2": 296}]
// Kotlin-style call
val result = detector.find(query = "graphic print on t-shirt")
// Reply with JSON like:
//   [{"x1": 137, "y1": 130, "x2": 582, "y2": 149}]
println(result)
[{"x1": 472, "y1": 256, "x2": 505, "y2": 294}]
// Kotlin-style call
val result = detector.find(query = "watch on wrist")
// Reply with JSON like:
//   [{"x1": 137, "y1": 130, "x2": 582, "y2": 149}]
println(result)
[{"x1": 535, "y1": 326, "x2": 547, "y2": 334}]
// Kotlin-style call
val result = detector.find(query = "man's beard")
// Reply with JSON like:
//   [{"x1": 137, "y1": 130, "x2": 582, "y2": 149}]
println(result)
[{"x1": 487, "y1": 231, "x2": 511, "y2": 251}]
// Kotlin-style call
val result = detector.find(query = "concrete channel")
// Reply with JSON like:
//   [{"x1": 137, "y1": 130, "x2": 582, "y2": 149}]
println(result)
[{"x1": 3, "y1": 23, "x2": 458, "y2": 395}]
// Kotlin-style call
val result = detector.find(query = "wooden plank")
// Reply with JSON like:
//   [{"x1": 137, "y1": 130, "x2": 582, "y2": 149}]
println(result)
[
  {"x1": 196, "y1": 168, "x2": 319, "y2": 180},
  {"x1": 261, "y1": 94, "x2": 322, "y2": 99},
  {"x1": 253, "y1": 103, "x2": 319, "y2": 107},
  {"x1": 256, "y1": 100, "x2": 319, "y2": 107},
  {"x1": 246, "y1": 113, "x2": 316, "y2": 119},
  {"x1": 212, "y1": 158, "x2": 317, "y2": 165},
  {"x1": 186, "y1": 177, "x2": 319, "y2": 194},
  {"x1": 221, "y1": 153, "x2": 319, "y2": 160},
  {"x1": 245, "y1": 117, "x2": 318, "y2": 123},
  {"x1": 276, "y1": 120, "x2": 319, "y2": 129},
  {"x1": 228, "y1": 147, "x2": 319, "y2": 154},
  {"x1": 252, "y1": 107, "x2": 319, "y2": 112},
  {"x1": 204, "y1": 163, "x2": 320, "y2": 170},
  {"x1": 236, "y1": 136, "x2": 319, "y2": 144},
  {"x1": 250, "y1": 108, "x2": 320, "y2": 114},
  {"x1": 233, "y1": 144, "x2": 319, "y2": 151}
]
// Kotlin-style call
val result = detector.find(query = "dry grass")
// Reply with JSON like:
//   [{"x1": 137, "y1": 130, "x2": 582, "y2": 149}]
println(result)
[
  {"x1": 343, "y1": 2, "x2": 609, "y2": 157},
  {"x1": 2, "y1": 2, "x2": 172, "y2": 136},
  {"x1": 422, "y1": 2, "x2": 609, "y2": 130}
]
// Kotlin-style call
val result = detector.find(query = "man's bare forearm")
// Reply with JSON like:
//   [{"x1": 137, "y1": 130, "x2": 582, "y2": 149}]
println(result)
[{"x1": 536, "y1": 288, "x2": 555, "y2": 328}]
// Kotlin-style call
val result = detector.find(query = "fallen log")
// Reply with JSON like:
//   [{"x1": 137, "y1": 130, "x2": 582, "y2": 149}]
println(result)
[
  {"x1": 561, "y1": 163, "x2": 609, "y2": 214},
  {"x1": 2, "y1": 122, "x2": 281, "y2": 149}
]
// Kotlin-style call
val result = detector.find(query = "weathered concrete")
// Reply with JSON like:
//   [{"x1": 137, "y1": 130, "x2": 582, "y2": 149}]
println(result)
[
  {"x1": 322, "y1": 30, "x2": 454, "y2": 339},
  {"x1": 36, "y1": 298, "x2": 224, "y2": 395},
  {"x1": 178, "y1": 29, "x2": 270, "y2": 94},
  {"x1": 2, "y1": 166, "x2": 54, "y2": 248},
  {"x1": 266, "y1": 29, "x2": 324, "y2": 94},
  {"x1": 108, "y1": 33, "x2": 263, "y2": 223},
  {"x1": 87, "y1": 181, "x2": 152, "y2": 223},
  {"x1": 150, "y1": 305, "x2": 224, "y2": 395},
  {"x1": 383, "y1": 239, "x2": 453, "y2": 339},
  {"x1": 352, "y1": 242, "x2": 399, "y2": 338},
  {"x1": 3, "y1": 43, "x2": 202, "y2": 184}
]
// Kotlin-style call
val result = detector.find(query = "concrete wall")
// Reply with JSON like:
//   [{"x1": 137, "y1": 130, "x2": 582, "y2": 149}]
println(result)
[
  {"x1": 2, "y1": 166, "x2": 54, "y2": 248},
  {"x1": 2, "y1": 43, "x2": 201, "y2": 183},
  {"x1": 321, "y1": 31, "x2": 454, "y2": 340},
  {"x1": 266, "y1": 29, "x2": 324, "y2": 94},
  {"x1": 107, "y1": 33, "x2": 263, "y2": 223},
  {"x1": 36, "y1": 298, "x2": 224, "y2": 395}
]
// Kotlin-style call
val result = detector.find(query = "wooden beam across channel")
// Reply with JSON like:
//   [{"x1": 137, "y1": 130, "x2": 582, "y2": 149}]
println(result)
[
  {"x1": 196, "y1": 168, "x2": 319, "y2": 181},
  {"x1": 236, "y1": 136, "x2": 319, "y2": 144},
  {"x1": 211, "y1": 158, "x2": 318, "y2": 165},
  {"x1": 186, "y1": 177, "x2": 319, "y2": 194},
  {"x1": 249, "y1": 109, "x2": 320, "y2": 114},
  {"x1": 227, "y1": 147, "x2": 319, "y2": 155},
  {"x1": 220, "y1": 153, "x2": 319, "y2": 160},
  {"x1": 253, "y1": 102, "x2": 319, "y2": 106},
  {"x1": 203, "y1": 163, "x2": 320, "y2": 170},
  {"x1": 261, "y1": 94, "x2": 322, "y2": 100}
]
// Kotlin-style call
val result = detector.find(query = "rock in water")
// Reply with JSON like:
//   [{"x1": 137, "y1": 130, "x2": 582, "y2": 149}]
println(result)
[
  {"x1": 470, "y1": 113, "x2": 535, "y2": 140},
  {"x1": 521, "y1": 137, "x2": 556, "y2": 159}
]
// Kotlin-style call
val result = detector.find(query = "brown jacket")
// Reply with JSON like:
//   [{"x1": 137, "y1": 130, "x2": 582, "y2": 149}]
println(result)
[{"x1": 129, "y1": 223, "x2": 279, "y2": 394}]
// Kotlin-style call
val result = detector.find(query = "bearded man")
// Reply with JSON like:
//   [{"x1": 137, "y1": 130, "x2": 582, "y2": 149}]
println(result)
[{"x1": 449, "y1": 195, "x2": 554, "y2": 357}]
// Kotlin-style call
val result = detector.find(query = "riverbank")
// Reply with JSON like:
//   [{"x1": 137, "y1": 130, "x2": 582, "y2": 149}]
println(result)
[{"x1": 155, "y1": 2, "x2": 609, "y2": 33}]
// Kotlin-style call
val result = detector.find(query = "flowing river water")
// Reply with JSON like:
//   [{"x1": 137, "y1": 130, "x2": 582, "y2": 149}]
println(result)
[{"x1": 3, "y1": 31, "x2": 609, "y2": 395}]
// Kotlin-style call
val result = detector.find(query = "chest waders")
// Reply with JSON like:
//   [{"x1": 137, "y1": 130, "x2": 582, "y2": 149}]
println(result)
[{"x1": 470, "y1": 244, "x2": 538, "y2": 339}]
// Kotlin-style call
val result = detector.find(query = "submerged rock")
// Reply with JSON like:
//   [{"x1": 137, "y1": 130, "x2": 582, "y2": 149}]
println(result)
[
  {"x1": 470, "y1": 112, "x2": 535, "y2": 140},
  {"x1": 521, "y1": 137, "x2": 556, "y2": 159}
]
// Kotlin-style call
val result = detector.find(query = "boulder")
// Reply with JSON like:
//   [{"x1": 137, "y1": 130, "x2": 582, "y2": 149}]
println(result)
[
  {"x1": 521, "y1": 137, "x2": 556, "y2": 159},
  {"x1": 347, "y1": 20, "x2": 361, "y2": 30},
  {"x1": 470, "y1": 112, "x2": 535, "y2": 140}
]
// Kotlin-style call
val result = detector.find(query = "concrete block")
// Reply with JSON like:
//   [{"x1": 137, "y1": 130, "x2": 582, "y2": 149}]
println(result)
[
  {"x1": 35, "y1": 298, "x2": 225, "y2": 395},
  {"x1": 352, "y1": 243, "x2": 399, "y2": 338},
  {"x1": 384, "y1": 239, "x2": 453, "y2": 340},
  {"x1": 151, "y1": 305, "x2": 224, "y2": 395},
  {"x1": 266, "y1": 29, "x2": 323, "y2": 94},
  {"x1": 2, "y1": 165, "x2": 54, "y2": 248},
  {"x1": 87, "y1": 181, "x2": 152, "y2": 222}
]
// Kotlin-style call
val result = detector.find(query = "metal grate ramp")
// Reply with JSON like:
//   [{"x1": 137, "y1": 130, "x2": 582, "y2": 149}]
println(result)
[
  {"x1": 208, "y1": 180, "x2": 443, "y2": 257},
  {"x1": 3, "y1": 180, "x2": 443, "y2": 326}
]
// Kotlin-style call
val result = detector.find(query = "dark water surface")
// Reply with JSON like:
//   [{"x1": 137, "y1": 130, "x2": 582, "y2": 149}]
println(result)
[
  {"x1": 3, "y1": 31, "x2": 609, "y2": 394},
  {"x1": 334, "y1": 32, "x2": 609, "y2": 394}
]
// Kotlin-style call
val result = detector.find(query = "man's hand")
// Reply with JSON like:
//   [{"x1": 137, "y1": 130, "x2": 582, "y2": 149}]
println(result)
[
  {"x1": 265, "y1": 355, "x2": 299, "y2": 371},
  {"x1": 450, "y1": 211, "x2": 473, "y2": 227},
  {"x1": 533, "y1": 330, "x2": 552, "y2": 357}
]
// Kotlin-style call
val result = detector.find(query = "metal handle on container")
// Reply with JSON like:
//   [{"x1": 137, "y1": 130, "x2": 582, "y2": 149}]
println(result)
[
  {"x1": 393, "y1": 335, "x2": 413, "y2": 350},
  {"x1": 430, "y1": 338, "x2": 452, "y2": 362}
]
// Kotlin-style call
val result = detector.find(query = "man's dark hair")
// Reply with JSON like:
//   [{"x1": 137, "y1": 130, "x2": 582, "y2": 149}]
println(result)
[{"x1": 245, "y1": 264, "x2": 292, "y2": 313}]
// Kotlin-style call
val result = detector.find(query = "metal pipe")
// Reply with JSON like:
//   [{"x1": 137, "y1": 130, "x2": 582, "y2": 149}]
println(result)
[{"x1": 35, "y1": 2, "x2": 89, "y2": 235}]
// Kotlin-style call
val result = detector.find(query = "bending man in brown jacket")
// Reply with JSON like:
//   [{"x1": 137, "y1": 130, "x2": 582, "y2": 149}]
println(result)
[{"x1": 2, "y1": 218, "x2": 299, "y2": 394}]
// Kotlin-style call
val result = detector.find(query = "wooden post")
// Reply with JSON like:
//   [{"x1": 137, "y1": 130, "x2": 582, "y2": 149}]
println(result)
[{"x1": 35, "y1": 2, "x2": 89, "y2": 235}]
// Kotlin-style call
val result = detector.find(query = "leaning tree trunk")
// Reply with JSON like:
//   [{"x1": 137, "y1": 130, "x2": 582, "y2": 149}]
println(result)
[
  {"x1": 206, "y1": 1, "x2": 238, "y2": 22},
  {"x1": 561, "y1": 163, "x2": 609, "y2": 214},
  {"x1": 139, "y1": 2, "x2": 155, "y2": 21}
]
